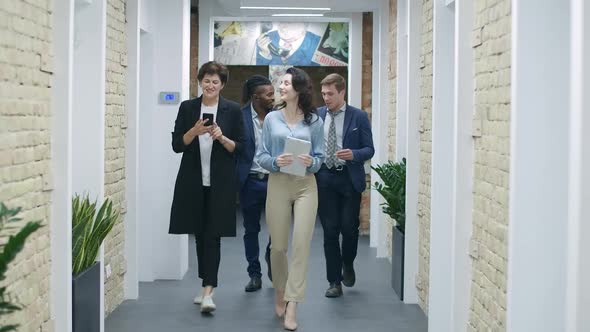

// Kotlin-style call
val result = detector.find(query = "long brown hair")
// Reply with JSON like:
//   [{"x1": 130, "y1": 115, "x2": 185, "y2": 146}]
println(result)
[{"x1": 276, "y1": 67, "x2": 317, "y2": 125}]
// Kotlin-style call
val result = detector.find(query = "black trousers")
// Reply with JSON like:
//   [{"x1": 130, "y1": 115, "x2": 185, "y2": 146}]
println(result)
[
  {"x1": 317, "y1": 167, "x2": 362, "y2": 284},
  {"x1": 240, "y1": 175, "x2": 272, "y2": 278},
  {"x1": 194, "y1": 187, "x2": 221, "y2": 288}
]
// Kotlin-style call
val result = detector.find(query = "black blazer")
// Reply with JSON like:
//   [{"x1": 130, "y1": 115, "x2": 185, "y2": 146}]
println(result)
[{"x1": 169, "y1": 96, "x2": 244, "y2": 236}]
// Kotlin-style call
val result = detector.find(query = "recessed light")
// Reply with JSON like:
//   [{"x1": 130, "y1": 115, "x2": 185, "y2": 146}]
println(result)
[
  {"x1": 271, "y1": 13, "x2": 325, "y2": 17},
  {"x1": 241, "y1": 6, "x2": 331, "y2": 11}
]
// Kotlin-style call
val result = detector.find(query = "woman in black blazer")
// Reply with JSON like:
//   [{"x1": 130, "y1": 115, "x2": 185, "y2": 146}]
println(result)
[{"x1": 169, "y1": 61, "x2": 244, "y2": 313}]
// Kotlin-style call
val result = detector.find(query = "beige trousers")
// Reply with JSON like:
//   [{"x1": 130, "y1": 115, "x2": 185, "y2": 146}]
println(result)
[{"x1": 266, "y1": 172, "x2": 318, "y2": 302}]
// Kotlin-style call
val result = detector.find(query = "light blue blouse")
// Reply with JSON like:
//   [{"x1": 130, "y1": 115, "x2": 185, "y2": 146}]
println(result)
[{"x1": 256, "y1": 110, "x2": 325, "y2": 173}]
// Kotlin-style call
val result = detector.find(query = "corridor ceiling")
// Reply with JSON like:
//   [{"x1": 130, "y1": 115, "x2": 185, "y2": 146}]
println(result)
[{"x1": 213, "y1": 0, "x2": 380, "y2": 16}]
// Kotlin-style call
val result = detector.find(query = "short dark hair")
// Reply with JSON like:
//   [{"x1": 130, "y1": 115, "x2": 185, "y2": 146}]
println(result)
[
  {"x1": 197, "y1": 61, "x2": 229, "y2": 84},
  {"x1": 242, "y1": 75, "x2": 272, "y2": 104},
  {"x1": 320, "y1": 73, "x2": 346, "y2": 93}
]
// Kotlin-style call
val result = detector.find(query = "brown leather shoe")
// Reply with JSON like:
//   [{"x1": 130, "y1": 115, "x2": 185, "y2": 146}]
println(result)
[
  {"x1": 324, "y1": 283, "x2": 343, "y2": 298},
  {"x1": 342, "y1": 264, "x2": 356, "y2": 287},
  {"x1": 244, "y1": 277, "x2": 262, "y2": 292}
]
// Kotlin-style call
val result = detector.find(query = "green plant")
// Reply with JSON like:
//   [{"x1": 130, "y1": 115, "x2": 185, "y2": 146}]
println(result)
[
  {"x1": 372, "y1": 158, "x2": 406, "y2": 233},
  {"x1": 0, "y1": 203, "x2": 43, "y2": 332},
  {"x1": 72, "y1": 195, "x2": 118, "y2": 276}
]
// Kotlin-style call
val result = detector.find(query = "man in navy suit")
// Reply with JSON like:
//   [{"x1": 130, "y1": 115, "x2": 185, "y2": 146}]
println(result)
[
  {"x1": 316, "y1": 74, "x2": 375, "y2": 297},
  {"x1": 236, "y1": 75, "x2": 275, "y2": 292}
]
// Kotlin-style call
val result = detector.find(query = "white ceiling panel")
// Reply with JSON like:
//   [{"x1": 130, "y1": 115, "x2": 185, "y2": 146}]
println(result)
[{"x1": 213, "y1": 0, "x2": 380, "y2": 16}]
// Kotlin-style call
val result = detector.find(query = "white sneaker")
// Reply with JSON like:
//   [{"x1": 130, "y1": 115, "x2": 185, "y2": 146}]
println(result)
[
  {"x1": 193, "y1": 294, "x2": 202, "y2": 305},
  {"x1": 200, "y1": 295, "x2": 216, "y2": 313},
  {"x1": 194, "y1": 290, "x2": 213, "y2": 305}
]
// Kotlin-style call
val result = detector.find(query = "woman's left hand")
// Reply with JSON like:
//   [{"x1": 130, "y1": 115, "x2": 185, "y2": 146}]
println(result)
[
  {"x1": 210, "y1": 124, "x2": 224, "y2": 141},
  {"x1": 298, "y1": 154, "x2": 313, "y2": 167}
]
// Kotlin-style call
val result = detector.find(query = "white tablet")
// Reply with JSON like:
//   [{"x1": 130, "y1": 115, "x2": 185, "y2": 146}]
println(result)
[{"x1": 280, "y1": 136, "x2": 311, "y2": 177}]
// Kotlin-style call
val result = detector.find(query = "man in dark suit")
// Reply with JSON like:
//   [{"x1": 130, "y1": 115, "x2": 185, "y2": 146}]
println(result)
[
  {"x1": 236, "y1": 75, "x2": 275, "y2": 292},
  {"x1": 316, "y1": 73, "x2": 375, "y2": 298}
]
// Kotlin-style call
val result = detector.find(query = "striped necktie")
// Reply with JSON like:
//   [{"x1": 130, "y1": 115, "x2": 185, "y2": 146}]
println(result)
[{"x1": 325, "y1": 110, "x2": 343, "y2": 168}]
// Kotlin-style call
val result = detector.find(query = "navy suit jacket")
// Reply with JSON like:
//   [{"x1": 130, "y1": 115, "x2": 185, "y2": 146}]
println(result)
[
  {"x1": 316, "y1": 105, "x2": 375, "y2": 193},
  {"x1": 236, "y1": 103, "x2": 259, "y2": 190}
]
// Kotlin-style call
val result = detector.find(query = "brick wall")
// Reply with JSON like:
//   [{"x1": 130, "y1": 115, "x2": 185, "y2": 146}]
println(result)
[
  {"x1": 0, "y1": 0, "x2": 53, "y2": 331},
  {"x1": 467, "y1": 0, "x2": 511, "y2": 330},
  {"x1": 416, "y1": 0, "x2": 433, "y2": 314},
  {"x1": 387, "y1": 0, "x2": 397, "y2": 162},
  {"x1": 190, "y1": 8, "x2": 199, "y2": 98},
  {"x1": 362, "y1": 12, "x2": 373, "y2": 114},
  {"x1": 360, "y1": 12, "x2": 373, "y2": 235},
  {"x1": 104, "y1": 0, "x2": 127, "y2": 316}
]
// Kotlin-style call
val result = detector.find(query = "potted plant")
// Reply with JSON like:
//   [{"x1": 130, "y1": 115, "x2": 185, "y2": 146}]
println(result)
[
  {"x1": 0, "y1": 203, "x2": 43, "y2": 331},
  {"x1": 372, "y1": 158, "x2": 406, "y2": 300},
  {"x1": 72, "y1": 195, "x2": 118, "y2": 332}
]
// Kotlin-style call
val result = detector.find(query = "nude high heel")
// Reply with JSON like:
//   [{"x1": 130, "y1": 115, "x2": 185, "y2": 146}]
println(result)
[
  {"x1": 275, "y1": 289, "x2": 286, "y2": 318},
  {"x1": 283, "y1": 301, "x2": 297, "y2": 331}
]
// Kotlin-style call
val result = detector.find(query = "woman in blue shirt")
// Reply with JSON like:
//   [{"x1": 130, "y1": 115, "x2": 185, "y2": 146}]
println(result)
[{"x1": 256, "y1": 67, "x2": 324, "y2": 331}]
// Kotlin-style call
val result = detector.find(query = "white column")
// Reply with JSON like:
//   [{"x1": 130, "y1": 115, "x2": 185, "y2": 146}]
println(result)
[
  {"x1": 507, "y1": 1, "x2": 570, "y2": 331},
  {"x1": 72, "y1": 0, "x2": 107, "y2": 330},
  {"x1": 401, "y1": 0, "x2": 421, "y2": 304},
  {"x1": 138, "y1": 29, "x2": 155, "y2": 282},
  {"x1": 199, "y1": 0, "x2": 213, "y2": 65},
  {"x1": 428, "y1": 0, "x2": 456, "y2": 330},
  {"x1": 124, "y1": 0, "x2": 140, "y2": 300},
  {"x1": 348, "y1": 13, "x2": 363, "y2": 109},
  {"x1": 370, "y1": 0, "x2": 391, "y2": 255},
  {"x1": 451, "y1": 0, "x2": 473, "y2": 329},
  {"x1": 369, "y1": 1, "x2": 381, "y2": 249},
  {"x1": 72, "y1": 0, "x2": 106, "y2": 199},
  {"x1": 396, "y1": 0, "x2": 408, "y2": 161},
  {"x1": 567, "y1": 0, "x2": 590, "y2": 330},
  {"x1": 51, "y1": 0, "x2": 74, "y2": 331},
  {"x1": 138, "y1": 0, "x2": 190, "y2": 281},
  {"x1": 428, "y1": 0, "x2": 474, "y2": 330}
]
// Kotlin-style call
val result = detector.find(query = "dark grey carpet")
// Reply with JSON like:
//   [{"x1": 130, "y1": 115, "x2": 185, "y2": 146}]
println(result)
[{"x1": 106, "y1": 212, "x2": 427, "y2": 332}]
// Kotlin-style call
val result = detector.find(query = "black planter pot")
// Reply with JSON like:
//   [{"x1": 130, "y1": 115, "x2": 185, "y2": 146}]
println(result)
[
  {"x1": 73, "y1": 261, "x2": 100, "y2": 332},
  {"x1": 391, "y1": 225, "x2": 405, "y2": 300}
]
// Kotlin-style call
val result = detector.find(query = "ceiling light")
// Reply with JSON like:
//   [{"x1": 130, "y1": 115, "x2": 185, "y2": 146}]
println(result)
[
  {"x1": 271, "y1": 13, "x2": 325, "y2": 17},
  {"x1": 241, "y1": 6, "x2": 331, "y2": 11}
]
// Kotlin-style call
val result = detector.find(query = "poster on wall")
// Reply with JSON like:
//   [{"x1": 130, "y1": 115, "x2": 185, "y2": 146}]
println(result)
[{"x1": 213, "y1": 21, "x2": 349, "y2": 66}]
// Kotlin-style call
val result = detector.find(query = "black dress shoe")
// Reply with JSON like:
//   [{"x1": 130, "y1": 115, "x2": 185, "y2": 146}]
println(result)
[
  {"x1": 265, "y1": 249, "x2": 273, "y2": 282},
  {"x1": 324, "y1": 283, "x2": 343, "y2": 298},
  {"x1": 342, "y1": 264, "x2": 356, "y2": 287},
  {"x1": 245, "y1": 277, "x2": 262, "y2": 292}
]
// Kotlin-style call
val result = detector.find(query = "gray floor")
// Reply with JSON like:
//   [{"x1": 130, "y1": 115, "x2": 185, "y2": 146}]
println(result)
[{"x1": 106, "y1": 213, "x2": 427, "y2": 332}]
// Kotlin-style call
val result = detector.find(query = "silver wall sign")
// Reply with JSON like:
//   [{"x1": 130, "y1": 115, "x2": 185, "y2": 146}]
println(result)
[{"x1": 159, "y1": 92, "x2": 180, "y2": 104}]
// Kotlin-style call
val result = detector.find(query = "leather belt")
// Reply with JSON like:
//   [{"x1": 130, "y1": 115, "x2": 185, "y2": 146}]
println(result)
[
  {"x1": 321, "y1": 164, "x2": 347, "y2": 172},
  {"x1": 248, "y1": 172, "x2": 269, "y2": 180}
]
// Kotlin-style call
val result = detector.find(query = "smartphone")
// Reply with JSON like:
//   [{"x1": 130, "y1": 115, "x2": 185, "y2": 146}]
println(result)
[
  {"x1": 268, "y1": 42, "x2": 290, "y2": 57},
  {"x1": 202, "y1": 113, "x2": 214, "y2": 126},
  {"x1": 268, "y1": 42, "x2": 281, "y2": 56}
]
